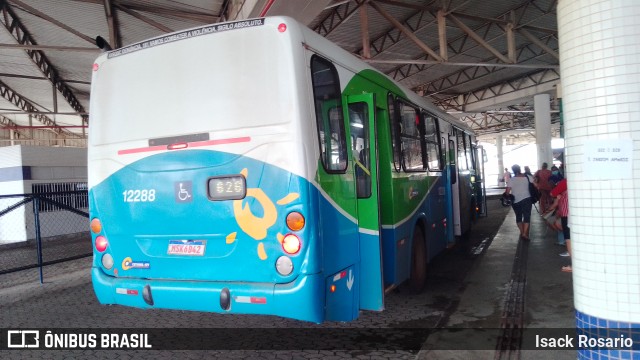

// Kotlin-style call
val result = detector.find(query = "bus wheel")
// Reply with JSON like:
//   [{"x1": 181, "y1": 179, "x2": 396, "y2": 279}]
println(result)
[{"x1": 409, "y1": 226, "x2": 427, "y2": 293}]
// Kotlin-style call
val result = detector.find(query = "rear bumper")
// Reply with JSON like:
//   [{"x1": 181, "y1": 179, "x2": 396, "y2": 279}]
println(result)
[{"x1": 92, "y1": 267, "x2": 324, "y2": 323}]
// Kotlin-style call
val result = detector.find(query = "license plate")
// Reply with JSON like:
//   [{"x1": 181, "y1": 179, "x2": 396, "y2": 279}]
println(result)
[{"x1": 167, "y1": 240, "x2": 206, "y2": 256}]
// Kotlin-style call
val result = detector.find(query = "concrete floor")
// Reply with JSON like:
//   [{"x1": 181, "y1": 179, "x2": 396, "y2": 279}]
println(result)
[
  {"x1": 0, "y1": 195, "x2": 577, "y2": 359},
  {"x1": 419, "y1": 199, "x2": 575, "y2": 359}
]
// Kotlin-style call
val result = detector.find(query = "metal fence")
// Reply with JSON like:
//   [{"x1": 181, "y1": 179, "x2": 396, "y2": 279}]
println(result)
[{"x1": 0, "y1": 191, "x2": 91, "y2": 282}]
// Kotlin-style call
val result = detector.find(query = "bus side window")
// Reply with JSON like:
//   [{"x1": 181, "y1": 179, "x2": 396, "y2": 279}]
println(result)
[
  {"x1": 449, "y1": 139, "x2": 457, "y2": 184},
  {"x1": 398, "y1": 101, "x2": 424, "y2": 172},
  {"x1": 423, "y1": 112, "x2": 442, "y2": 171},
  {"x1": 441, "y1": 135, "x2": 446, "y2": 168},
  {"x1": 456, "y1": 130, "x2": 468, "y2": 171},
  {"x1": 466, "y1": 134, "x2": 475, "y2": 171},
  {"x1": 349, "y1": 103, "x2": 371, "y2": 198},
  {"x1": 388, "y1": 93, "x2": 401, "y2": 172},
  {"x1": 311, "y1": 56, "x2": 347, "y2": 173}
]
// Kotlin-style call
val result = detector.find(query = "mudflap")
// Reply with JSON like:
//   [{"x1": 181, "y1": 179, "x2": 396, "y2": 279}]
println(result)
[{"x1": 325, "y1": 265, "x2": 359, "y2": 322}]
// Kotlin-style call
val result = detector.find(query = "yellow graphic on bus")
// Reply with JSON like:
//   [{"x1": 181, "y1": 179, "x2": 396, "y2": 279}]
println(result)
[{"x1": 228, "y1": 168, "x2": 299, "y2": 260}]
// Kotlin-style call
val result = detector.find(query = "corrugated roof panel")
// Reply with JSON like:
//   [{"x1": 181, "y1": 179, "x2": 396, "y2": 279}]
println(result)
[
  {"x1": 67, "y1": 83, "x2": 91, "y2": 111},
  {"x1": 1, "y1": 76, "x2": 76, "y2": 114},
  {"x1": 0, "y1": 97, "x2": 20, "y2": 113},
  {"x1": 112, "y1": 10, "x2": 166, "y2": 49},
  {"x1": 127, "y1": 0, "x2": 225, "y2": 14},
  {"x1": 114, "y1": 0, "x2": 224, "y2": 45},
  {"x1": 9, "y1": 0, "x2": 107, "y2": 48},
  {"x1": 50, "y1": 114, "x2": 85, "y2": 129},
  {"x1": 0, "y1": 49, "x2": 47, "y2": 78},
  {"x1": 43, "y1": 50, "x2": 97, "y2": 81},
  {"x1": 324, "y1": 1, "x2": 420, "y2": 53},
  {"x1": 0, "y1": 113, "x2": 33, "y2": 128},
  {"x1": 0, "y1": 0, "x2": 560, "y2": 143},
  {"x1": 115, "y1": 9, "x2": 203, "y2": 47},
  {"x1": 126, "y1": 9, "x2": 207, "y2": 37}
]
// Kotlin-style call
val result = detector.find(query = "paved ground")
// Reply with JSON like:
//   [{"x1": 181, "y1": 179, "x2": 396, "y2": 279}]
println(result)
[{"x1": 0, "y1": 195, "x2": 576, "y2": 359}]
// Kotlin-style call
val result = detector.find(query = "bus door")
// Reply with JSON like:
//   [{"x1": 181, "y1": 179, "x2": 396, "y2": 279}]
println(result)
[
  {"x1": 448, "y1": 132, "x2": 463, "y2": 237},
  {"x1": 347, "y1": 94, "x2": 384, "y2": 311}
]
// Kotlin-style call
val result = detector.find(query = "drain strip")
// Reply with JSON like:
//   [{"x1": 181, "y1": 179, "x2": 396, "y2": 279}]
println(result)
[{"x1": 494, "y1": 237, "x2": 529, "y2": 360}]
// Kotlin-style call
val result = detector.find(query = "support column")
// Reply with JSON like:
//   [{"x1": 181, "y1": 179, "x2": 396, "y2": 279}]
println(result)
[
  {"x1": 496, "y1": 135, "x2": 504, "y2": 186},
  {"x1": 534, "y1": 93, "x2": 553, "y2": 169},
  {"x1": 558, "y1": 1, "x2": 640, "y2": 358}
]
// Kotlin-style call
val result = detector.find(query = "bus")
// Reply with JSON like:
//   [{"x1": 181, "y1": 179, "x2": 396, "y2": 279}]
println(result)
[{"x1": 88, "y1": 16, "x2": 485, "y2": 323}]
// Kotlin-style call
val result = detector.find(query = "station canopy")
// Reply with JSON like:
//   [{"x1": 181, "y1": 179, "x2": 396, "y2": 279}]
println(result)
[{"x1": 0, "y1": 0, "x2": 559, "y2": 147}]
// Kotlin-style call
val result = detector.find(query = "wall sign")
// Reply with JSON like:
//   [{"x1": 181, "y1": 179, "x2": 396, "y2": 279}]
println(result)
[{"x1": 583, "y1": 139, "x2": 633, "y2": 180}]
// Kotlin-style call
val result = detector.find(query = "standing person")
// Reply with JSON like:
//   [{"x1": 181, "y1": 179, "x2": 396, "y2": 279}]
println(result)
[
  {"x1": 549, "y1": 165, "x2": 564, "y2": 187},
  {"x1": 524, "y1": 166, "x2": 533, "y2": 177},
  {"x1": 545, "y1": 179, "x2": 571, "y2": 272},
  {"x1": 502, "y1": 168, "x2": 512, "y2": 186},
  {"x1": 505, "y1": 164, "x2": 534, "y2": 240},
  {"x1": 534, "y1": 162, "x2": 553, "y2": 213}
]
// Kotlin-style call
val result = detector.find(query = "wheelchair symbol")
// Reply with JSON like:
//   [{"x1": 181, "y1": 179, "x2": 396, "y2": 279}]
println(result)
[
  {"x1": 178, "y1": 183, "x2": 191, "y2": 200},
  {"x1": 175, "y1": 181, "x2": 193, "y2": 202}
]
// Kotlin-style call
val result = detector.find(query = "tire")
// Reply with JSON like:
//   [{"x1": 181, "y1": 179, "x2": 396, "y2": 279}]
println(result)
[{"x1": 409, "y1": 226, "x2": 427, "y2": 293}]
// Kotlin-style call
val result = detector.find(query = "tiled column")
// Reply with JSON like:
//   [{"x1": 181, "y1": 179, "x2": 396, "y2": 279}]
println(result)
[
  {"x1": 497, "y1": 135, "x2": 504, "y2": 185},
  {"x1": 558, "y1": 0, "x2": 640, "y2": 358},
  {"x1": 534, "y1": 93, "x2": 553, "y2": 168}
]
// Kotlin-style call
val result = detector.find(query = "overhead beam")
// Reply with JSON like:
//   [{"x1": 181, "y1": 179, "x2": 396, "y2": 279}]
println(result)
[
  {"x1": 0, "y1": 1, "x2": 87, "y2": 121},
  {"x1": 432, "y1": 69, "x2": 560, "y2": 113},
  {"x1": 0, "y1": 111, "x2": 89, "y2": 115},
  {"x1": 375, "y1": 0, "x2": 557, "y2": 34},
  {"x1": 370, "y1": 2, "x2": 558, "y2": 92},
  {"x1": 437, "y1": 9, "x2": 447, "y2": 61},
  {"x1": 0, "y1": 73, "x2": 91, "y2": 85},
  {"x1": 463, "y1": 80, "x2": 559, "y2": 113},
  {"x1": 405, "y1": 40, "x2": 559, "y2": 97},
  {"x1": 120, "y1": 2, "x2": 219, "y2": 23},
  {"x1": 359, "y1": 3, "x2": 370, "y2": 59},
  {"x1": 65, "y1": 0, "x2": 218, "y2": 22},
  {"x1": 312, "y1": 0, "x2": 366, "y2": 37},
  {"x1": 364, "y1": 58, "x2": 558, "y2": 69},
  {"x1": 506, "y1": 23, "x2": 516, "y2": 62},
  {"x1": 114, "y1": 2, "x2": 174, "y2": 33},
  {"x1": 369, "y1": 1, "x2": 443, "y2": 61},
  {"x1": 0, "y1": 80, "x2": 81, "y2": 138},
  {"x1": 0, "y1": 124, "x2": 87, "y2": 129},
  {"x1": 0, "y1": 114, "x2": 31, "y2": 140},
  {"x1": 103, "y1": 0, "x2": 120, "y2": 49},
  {"x1": 447, "y1": 13, "x2": 512, "y2": 63},
  {"x1": 356, "y1": 3, "x2": 438, "y2": 59},
  {"x1": 8, "y1": 0, "x2": 95, "y2": 44},
  {"x1": 0, "y1": 43, "x2": 100, "y2": 52},
  {"x1": 517, "y1": 28, "x2": 559, "y2": 60}
]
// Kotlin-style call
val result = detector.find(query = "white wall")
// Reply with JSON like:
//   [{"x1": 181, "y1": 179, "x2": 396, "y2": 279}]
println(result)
[{"x1": 0, "y1": 145, "x2": 88, "y2": 244}]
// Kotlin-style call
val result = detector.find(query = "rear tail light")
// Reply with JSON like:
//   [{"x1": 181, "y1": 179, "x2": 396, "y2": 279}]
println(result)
[
  {"x1": 275, "y1": 256, "x2": 293, "y2": 276},
  {"x1": 286, "y1": 212, "x2": 305, "y2": 231},
  {"x1": 282, "y1": 234, "x2": 301, "y2": 255},
  {"x1": 101, "y1": 253, "x2": 114, "y2": 269},
  {"x1": 95, "y1": 235, "x2": 108, "y2": 252},
  {"x1": 167, "y1": 142, "x2": 188, "y2": 150},
  {"x1": 90, "y1": 218, "x2": 102, "y2": 234}
]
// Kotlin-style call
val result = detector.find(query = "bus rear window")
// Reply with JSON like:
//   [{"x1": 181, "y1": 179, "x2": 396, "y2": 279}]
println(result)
[
  {"x1": 310, "y1": 56, "x2": 347, "y2": 173},
  {"x1": 90, "y1": 28, "x2": 293, "y2": 146}
]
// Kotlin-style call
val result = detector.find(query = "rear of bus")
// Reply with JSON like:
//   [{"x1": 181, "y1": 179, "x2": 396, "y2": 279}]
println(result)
[{"x1": 88, "y1": 18, "x2": 324, "y2": 322}]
